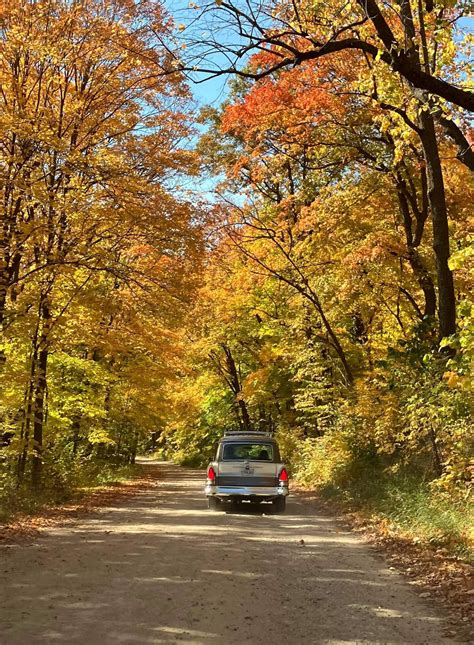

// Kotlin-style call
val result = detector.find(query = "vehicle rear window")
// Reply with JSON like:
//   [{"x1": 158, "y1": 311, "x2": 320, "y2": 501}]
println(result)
[{"x1": 222, "y1": 443, "x2": 275, "y2": 461}]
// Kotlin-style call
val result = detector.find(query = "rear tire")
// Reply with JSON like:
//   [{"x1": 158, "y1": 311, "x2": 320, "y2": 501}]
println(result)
[
  {"x1": 207, "y1": 496, "x2": 220, "y2": 511},
  {"x1": 273, "y1": 496, "x2": 286, "y2": 513}
]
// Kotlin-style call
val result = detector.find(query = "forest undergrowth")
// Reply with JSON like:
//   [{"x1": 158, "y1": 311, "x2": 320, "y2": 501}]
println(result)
[
  {"x1": 0, "y1": 459, "x2": 137, "y2": 524},
  {"x1": 308, "y1": 465, "x2": 472, "y2": 563}
]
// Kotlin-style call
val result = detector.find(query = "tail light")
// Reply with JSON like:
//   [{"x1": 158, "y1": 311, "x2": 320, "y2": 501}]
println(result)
[
  {"x1": 279, "y1": 468, "x2": 289, "y2": 484},
  {"x1": 207, "y1": 466, "x2": 216, "y2": 483}
]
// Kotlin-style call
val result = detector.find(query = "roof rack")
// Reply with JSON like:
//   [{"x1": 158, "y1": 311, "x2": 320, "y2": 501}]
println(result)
[{"x1": 223, "y1": 430, "x2": 274, "y2": 437}]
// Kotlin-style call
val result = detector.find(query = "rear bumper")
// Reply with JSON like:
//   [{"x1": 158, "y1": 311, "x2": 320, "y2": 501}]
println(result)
[{"x1": 205, "y1": 484, "x2": 289, "y2": 499}]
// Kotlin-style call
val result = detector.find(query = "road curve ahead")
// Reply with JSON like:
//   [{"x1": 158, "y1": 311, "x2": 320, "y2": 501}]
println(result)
[{"x1": 1, "y1": 461, "x2": 454, "y2": 644}]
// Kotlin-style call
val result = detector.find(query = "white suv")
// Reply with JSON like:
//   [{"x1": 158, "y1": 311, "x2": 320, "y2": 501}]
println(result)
[{"x1": 205, "y1": 431, "x2": 289, "y2": 512}]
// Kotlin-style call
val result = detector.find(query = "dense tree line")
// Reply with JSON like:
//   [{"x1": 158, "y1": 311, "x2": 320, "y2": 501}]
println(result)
[
  {"x1": 0, "y1": 0, "x2": 203, "y2": 503},
  {"x1": 166, "y1": 0, "x2": 473, "y2": 503},
  {"x1": 0, "y1": 0, "x2": 472, "y2": 523}
]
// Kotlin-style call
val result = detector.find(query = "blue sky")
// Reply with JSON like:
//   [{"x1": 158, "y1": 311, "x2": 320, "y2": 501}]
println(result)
[{"x1": 167, "y1": 0, "x2": 230, "y2": 106}]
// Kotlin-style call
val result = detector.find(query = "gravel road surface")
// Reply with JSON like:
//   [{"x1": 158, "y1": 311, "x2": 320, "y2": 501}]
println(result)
[{"x1": 0, "y1": 461, "x2": 456, "y2": 644}]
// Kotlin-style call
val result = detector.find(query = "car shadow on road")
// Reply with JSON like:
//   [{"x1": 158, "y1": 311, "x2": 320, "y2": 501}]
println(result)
[{"x1": 220, "y1": 501, "x2": 276, "y2": 516}]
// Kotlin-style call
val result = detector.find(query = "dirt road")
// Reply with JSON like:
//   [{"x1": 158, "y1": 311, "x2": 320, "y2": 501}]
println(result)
[{"x1": 1, "y1": 461, "x2": 456, "y2": 644}]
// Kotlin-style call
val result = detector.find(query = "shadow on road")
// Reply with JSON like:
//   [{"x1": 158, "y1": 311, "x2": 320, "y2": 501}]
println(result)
[{"x1": 0, "y1": 460, "x2": 453, "y2": 644}]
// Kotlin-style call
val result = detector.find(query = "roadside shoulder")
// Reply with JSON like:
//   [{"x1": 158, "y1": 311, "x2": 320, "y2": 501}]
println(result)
[
  {"x1": 293, "y1": 486, "x2": 473, "y2": 643},
  {"x1": 0, "y1": 462, "x2": 161, "y2": 545}
]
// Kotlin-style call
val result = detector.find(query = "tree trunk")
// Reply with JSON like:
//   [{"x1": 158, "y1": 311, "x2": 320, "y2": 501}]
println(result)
[
  {"x1": 237, "y1": 399, "x2": 252, "y2": 432},
  {"x1": 408, "y1": 248, "x2": 437, "y2": 318},
  {"x1": 31, "y1": 345, "x2": 48, "y2": 488},
  {"x1": 0, "y1": 216, "x2": 12, "y2": 367},
  {"x1": 395, "y1": 178, "x2": 437, "y2": 318},
  {"x1": 17, "y1": 354, "x2": 37, "y2": 482},
  {"x1": 302, "y1": 287, "x2": 354, "y2": 384},
  {"x1": 17, "y1": 306, "x2": 43, "y2": 483},
  {"x1": 222, "y1": 344, "x2": 252, "y2": 431},
  {"x1": 428, "y1": 426, "x2": 443, "y2": 477},
  {"x1": 31, "y1": 294, "x2": 51, "y2": 489},
  {"x1": 419, "y1": 110, "x2": 456, "y2": 338},
  {"x1": 130, "y1": 431, "x2": 139, "y2": 464},
  {"x1": 72, "y1": 418, "x2": 81, "y2": 456}
]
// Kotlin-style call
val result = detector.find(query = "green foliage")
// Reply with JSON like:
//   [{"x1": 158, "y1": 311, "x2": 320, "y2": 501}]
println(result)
[
  {"x1": 0, "y1": 455, "x2": 137, "y2": 523},
  {"x1": 164, "y1": 379, "x2": 235, "y2": 467},
  {"x1": 319, "y1": 465, "x2": 473, "y2": 563}
]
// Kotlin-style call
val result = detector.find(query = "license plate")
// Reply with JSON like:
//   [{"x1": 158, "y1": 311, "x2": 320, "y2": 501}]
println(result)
[{"x1": 241, "y1": 468, "x2": 254, "y2": 476}]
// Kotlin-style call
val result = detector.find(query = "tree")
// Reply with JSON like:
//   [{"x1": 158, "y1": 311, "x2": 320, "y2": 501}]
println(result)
[
  {"x1": 0, "y1": 0, "x2": 202, "y2": 488},
  {"x1": 182, "y1": 0, "x2": 473, "y2": 337},
  {"x1": 182, "y1": 0, "x2": 474, "y2": 111}
]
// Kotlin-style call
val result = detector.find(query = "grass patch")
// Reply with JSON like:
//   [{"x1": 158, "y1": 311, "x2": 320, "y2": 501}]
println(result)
[
  {"x1": 0, "y1": 460, "x2": 138, "y2": 524},
  {"x1": 318, "y1": 468, "x2": 473, "y2": 563}
]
